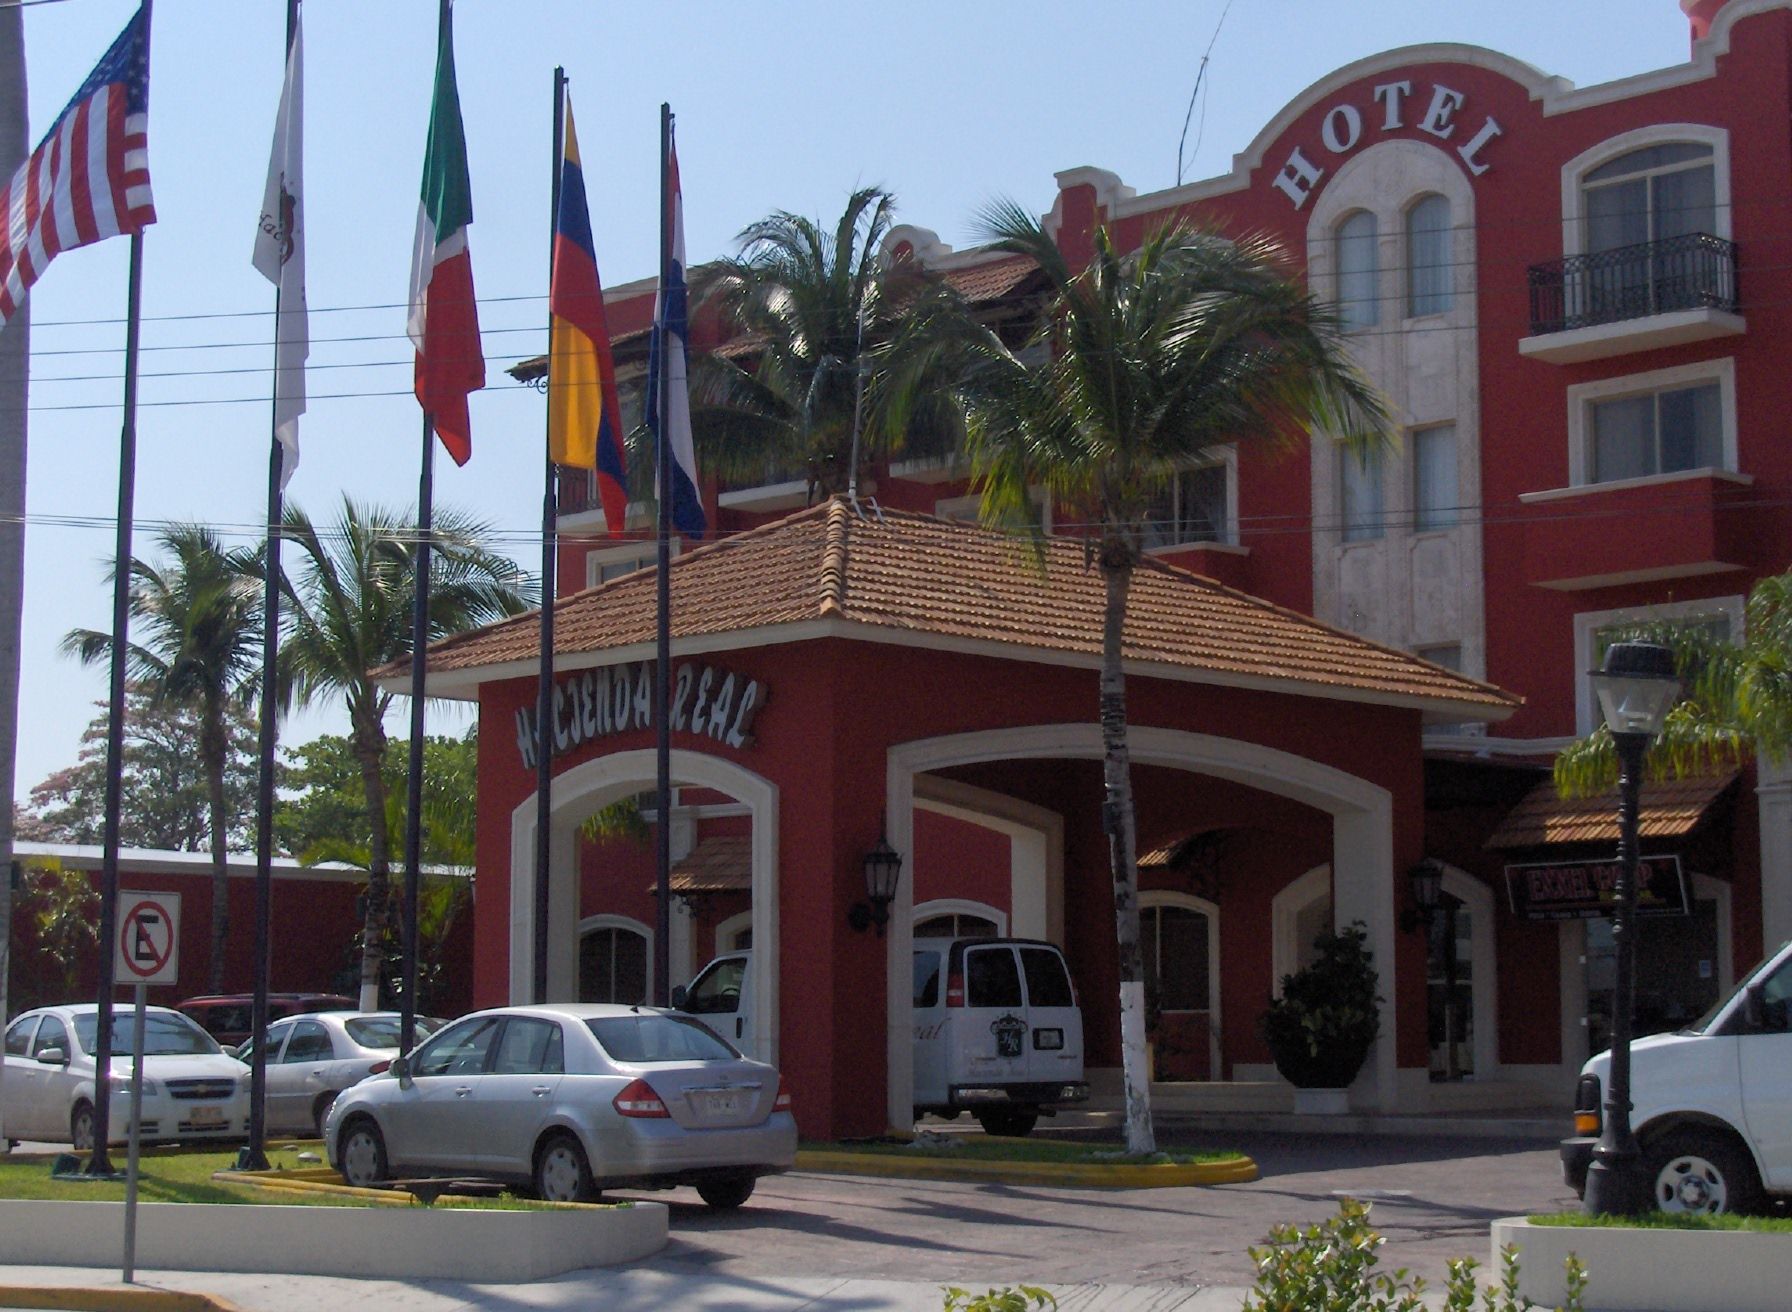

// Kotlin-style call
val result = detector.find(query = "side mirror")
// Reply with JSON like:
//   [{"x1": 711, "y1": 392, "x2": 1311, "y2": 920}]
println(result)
[
  {"x1": 389, "y1": 1054, "x2": 412, "y2": 1084},
  {"x1": 35, "y1": 1046, "x2": 68, "y2": 1066},
  {"x1": 670, "y1": 985, "x2": 688, "y2": 1010}
]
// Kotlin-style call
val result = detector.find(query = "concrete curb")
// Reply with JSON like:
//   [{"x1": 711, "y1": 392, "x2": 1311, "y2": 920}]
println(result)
[
  {"x1": 794, "y1": 1149, "x2": 1259, "y2": 1188},
  {"x1": 0, "y1": 1288, "x2": 248, "y2": 1312}
]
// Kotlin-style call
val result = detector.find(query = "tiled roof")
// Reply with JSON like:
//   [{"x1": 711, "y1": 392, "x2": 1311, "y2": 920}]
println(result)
[
  {"x1": 651, "y1": 835, "x2": 751, "y2": 894},
  {"x1": 390, "y1": 499, "x2": 1520, "y2": 718},
  {"x1": 1485, "y1": 770, "x2": 1736, "y2": 850},
  {"x1": 939, "y1": 256, "x2": 1041, "y2": 304}
]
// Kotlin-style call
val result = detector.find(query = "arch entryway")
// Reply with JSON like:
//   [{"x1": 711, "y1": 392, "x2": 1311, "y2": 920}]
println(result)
[
  {"x1": 885, "y1": 723, "x2": 1397, "y2": 1131},
  {"x1": 508, "y1": 748, "x2": 781, "y2": 1067}
]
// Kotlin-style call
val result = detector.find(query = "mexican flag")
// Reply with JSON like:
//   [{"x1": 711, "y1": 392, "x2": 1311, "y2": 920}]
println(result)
[{"x1": 406, "y1": 9, "x2": 482, "y2": 465}]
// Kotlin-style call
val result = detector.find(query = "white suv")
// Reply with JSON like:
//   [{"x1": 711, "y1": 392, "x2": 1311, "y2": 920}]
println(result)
[{"x1": 1561, "y1": 939, "x2": 1792, "y2": 1214}]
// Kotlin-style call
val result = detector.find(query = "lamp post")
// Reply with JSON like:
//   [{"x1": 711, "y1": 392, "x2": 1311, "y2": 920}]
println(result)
[{"x1": 1583, "y1": 640, "x2": 1680, "y2": 1217}]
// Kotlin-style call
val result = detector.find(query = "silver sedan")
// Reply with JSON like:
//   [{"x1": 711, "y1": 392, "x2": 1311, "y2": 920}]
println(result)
[
  {"x1": 241, "y1": 1011, "x2": 442, "y2": 1139},
  {"x1": 323, "y1": 1004, "x2": 797, "y2": 1209}
]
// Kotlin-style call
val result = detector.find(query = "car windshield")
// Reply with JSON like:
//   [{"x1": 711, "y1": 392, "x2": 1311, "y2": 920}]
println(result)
[
  {"x1": 587, "y1": 1014, "x2": 738, "y2": 1063},
  {"x1": 73, "y1": 1012, "x2": 220, "y2": 1056},
  {"x1": 344, "y1": 1016, "x2": 441, "y2": 1049}
]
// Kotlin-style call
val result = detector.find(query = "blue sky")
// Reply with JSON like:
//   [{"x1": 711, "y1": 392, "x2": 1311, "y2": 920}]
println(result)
[{"x1": 12, "y1": 0, "x2": 1698, "y2": 799}]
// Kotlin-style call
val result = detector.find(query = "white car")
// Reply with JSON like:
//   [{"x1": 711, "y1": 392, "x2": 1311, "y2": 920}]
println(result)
[
  {"x1": 325, "y1": 1003, "x2": 797, "y2": 1208},
  {"x1": 240, "y1": 1011, "x2": 442, "y2": 1138},
  {"x1": 2, "y1": 1003, "x2": 248, "y2": 1149}
]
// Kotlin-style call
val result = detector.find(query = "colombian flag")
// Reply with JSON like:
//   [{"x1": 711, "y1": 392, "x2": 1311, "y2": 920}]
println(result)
[{"x1": 549, "y1": 94, "x2": 627, "y2": 533}]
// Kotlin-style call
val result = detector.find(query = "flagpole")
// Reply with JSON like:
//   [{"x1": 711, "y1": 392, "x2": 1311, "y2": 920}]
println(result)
[
  {"x1": 89, "y1": 0, "x2": 155, "y2": 1180},
  {"x1": 533, "y1": 69, "x2": 565, "y2": 1006},
  {"x1": 241, "y1": 0, "x2": 299, "y2": 1175},
  {"x1": 653, "y1": 103, "x2": 673, "y2": 1009}
]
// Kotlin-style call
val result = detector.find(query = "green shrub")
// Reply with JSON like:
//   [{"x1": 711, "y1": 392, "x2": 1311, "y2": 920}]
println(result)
[
  {"x1": 1242, "y1": 1198, "x2": 1588, "y2": 1312},
  {"x1": 1259, "y1": 923, "x2": 1381, "y2": 1088},
  {"x1": 941, "y1": 1286, "x2": 1056, "y2": 1311}
]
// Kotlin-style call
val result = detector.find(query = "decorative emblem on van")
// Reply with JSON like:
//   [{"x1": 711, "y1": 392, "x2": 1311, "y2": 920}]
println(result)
[{"x1": 991, "y1": 1013, "x2": 1026, "y2": 1059}]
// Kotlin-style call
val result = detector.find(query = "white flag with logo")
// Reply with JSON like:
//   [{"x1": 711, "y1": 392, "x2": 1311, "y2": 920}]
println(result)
[{"x1": 251, "y1": 18, "x2": 307, "y2": 488}]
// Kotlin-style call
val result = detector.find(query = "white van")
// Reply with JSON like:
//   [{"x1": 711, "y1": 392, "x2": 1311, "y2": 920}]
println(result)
[
  {"x1": 1560, "y1": 938, "x2": 1792, "y2": 1214},
  {"x1": 677, "y1": 938, "x2": 1088, "y2": 1136}
]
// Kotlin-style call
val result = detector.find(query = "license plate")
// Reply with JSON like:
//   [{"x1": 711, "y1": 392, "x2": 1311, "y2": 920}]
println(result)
[
  {"x1": 704, "y1": 1092, "x2": 741, "y2": 1117},
  {"x1": 189, "y1": 1105, "x2": 225, "y2": 1127}
]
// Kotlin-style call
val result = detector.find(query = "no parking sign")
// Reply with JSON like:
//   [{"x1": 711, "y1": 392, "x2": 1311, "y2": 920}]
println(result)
[{"x1": 115, "y1": 891, "x2": 180, "y2": 987}]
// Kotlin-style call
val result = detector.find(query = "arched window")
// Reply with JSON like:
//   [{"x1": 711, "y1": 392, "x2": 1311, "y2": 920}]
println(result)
[
  {"x1": 1406, "y1": 195, "x2": 1452, "y2": 317},
  {"x1": 578, "y1": 918, "x2": 649, "y2": 1004},
  {"x1": 914, "y1": 899, "x2": 1006, "y2": 939},
  {"x1": 1335, "y1": 211, "x2": 1379, "y2": 331}
]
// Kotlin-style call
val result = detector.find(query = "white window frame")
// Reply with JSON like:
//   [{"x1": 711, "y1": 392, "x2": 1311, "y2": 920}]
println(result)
[
  {"x1": 586, "y1": 539, "x2": 678, "y2": 591},
  {"x1": 1139, "y1": 890, "x2": 1221, "y2": 1077},
  {"x1": 913, "y1": 898, "x2": 1008, "y2": 937},
  {"x1": 1571, "y1": 593, "x2": 1744, "y2": 734},
  {"x1": 1339, "y1": 441, "x2": 1386, "y2": 542},
  {"x1": 576, "y1": 914, "x2": 653, "y2": 1005},
  {"x1": 1560, "y1": 124, "x2": 1731, "y2": 259},
  {"x1": 1141, "y1": 448, "x2": 1238, "y2": 552},
  {"x1": 1565, "y1": 357, "x2": 1736, "y2": 489},
  {"x1": 1410, "y1": 422, "x2": 1459, "y2": 533},
  {"x1": 1334, "y1": 209, "x2": 1380, "y2": 332}
]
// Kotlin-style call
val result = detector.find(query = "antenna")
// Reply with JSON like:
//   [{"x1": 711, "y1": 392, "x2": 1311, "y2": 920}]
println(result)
[{"x1": 1175, "y1": 0, "x2": 1235, "y2": 187}]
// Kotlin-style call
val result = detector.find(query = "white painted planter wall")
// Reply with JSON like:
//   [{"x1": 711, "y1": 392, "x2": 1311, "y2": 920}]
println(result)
[
  {"x1": 1493, "y1": 1218, "x2": 1792, "y2": 1312},
  {"x1": 0, "y1": 1199, "x2": 667, "y2": 1281},
  {"x1": 1292, "y1": 1087, "x2": 1350, "y2": 1114}
]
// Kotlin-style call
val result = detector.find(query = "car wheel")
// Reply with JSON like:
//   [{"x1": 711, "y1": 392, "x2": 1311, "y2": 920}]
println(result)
[
  {"x1": 1644, "y1": 1128, "x2": 1760, "y2": 1215},
  {"x1": 533, "y1": 1132, "x2": 594, "y2": 1204},
  {"x1": 696, "y1": 1173, "x2": 756, "y2": 1210},
  {"x1": 338, "y1": 1117, "x2": 389, "y2": 1189},
  {"x1": 311, "y1": 1092, "x2": 338, "y2": 1140},
  {"x1": 70, "y1": 1101, "x2": 96, "y2": 1152},
  {"x1": 974, "y1": 1108, "x2": 1038, "y2": 1138}
]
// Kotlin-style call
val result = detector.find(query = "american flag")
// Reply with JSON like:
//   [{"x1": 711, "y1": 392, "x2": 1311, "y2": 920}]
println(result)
[{"x1": 0, "y1": 9, "x2": 155, "y2": 328}]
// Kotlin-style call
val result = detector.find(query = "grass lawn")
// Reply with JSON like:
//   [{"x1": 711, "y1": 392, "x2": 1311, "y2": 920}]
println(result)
[
  {"x1": 1530, "y1": 1209, "x2": 1792, "y2": 1233},
  {"x1": 804, "y1": 1136, "x2": 1239, "y2": 1166},
  {"x1": 0, "y1": 1144, "x2": 562, "y2": 1209}
]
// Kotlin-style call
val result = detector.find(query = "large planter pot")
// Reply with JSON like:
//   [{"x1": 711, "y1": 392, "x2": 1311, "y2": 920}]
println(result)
[
  {"x1": 1492, "y1": 1217, "x2": 1792, "y2": 1312},
  {"x1": 1292, "y1": 1087, "x2": 1349, "y2": 1115}
]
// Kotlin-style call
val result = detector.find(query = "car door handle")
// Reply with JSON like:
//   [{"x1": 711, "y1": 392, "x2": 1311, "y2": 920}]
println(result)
[
  {"x1": 453, "y1": 1085, "x2": 473, "y2": 1098},
  {"x1": 531, "y1": 1085, "x2": 551, "y2": 1097}
]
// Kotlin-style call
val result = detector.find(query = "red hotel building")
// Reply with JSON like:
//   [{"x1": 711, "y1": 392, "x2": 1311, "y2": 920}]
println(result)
[{"x1": 399, "y1": 0, "x2": 1792, "y2": 1137}]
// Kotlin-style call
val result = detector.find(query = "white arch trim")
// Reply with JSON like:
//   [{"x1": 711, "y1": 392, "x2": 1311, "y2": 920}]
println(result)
[
  {"x1": 714, "y1": 909, "x2": 754, "y2": 954},
  {"x1": 1437, "y1": 864, "x2": 1500, "y2": 1082},
  {"x1": 914, "y1": 774, "x2": 1064, "y2": 942},
  {"x1": 887, "y1": 723, "x2": 1400, "y2": 1129},
  {"x1": 914, "y1": 898, "x2": 1008, "y2": 937},
  {"x1": 509, "y1": 748, "x2": 781, "y2": 1068},
  {"x1": 574, "y1": 914, "x2": 653, "y2": 1005},
  {"x1": 1272, "y1": 865, "x2": 1334, "y2": 994},
  {"x1": 1139, "y1": 890, "x2": 1222, "y2": 1077}
]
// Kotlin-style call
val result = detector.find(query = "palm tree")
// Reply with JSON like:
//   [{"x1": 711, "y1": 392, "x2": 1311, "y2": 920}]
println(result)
[
  {"x1": 278, "y1": 498, "x2": 531, "y2": 1010},
  {"x1": 925, "y1": 203, "x2": 1390, "y2": 1153},
  {"x1": 1554, "y1": 573, "x2": 1792, "y2": 794},
  {"x1": 64, "y1": 525, "x2": 264, "y2": 991},
  {"x1": 686, "y1": 187, "x2": 959, "y2": 500}
]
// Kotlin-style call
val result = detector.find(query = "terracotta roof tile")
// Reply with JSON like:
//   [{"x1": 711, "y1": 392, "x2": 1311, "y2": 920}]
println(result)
[
  {"x1": 1485, "y1": 771, "x2": 1736, "y2": 850},
  {"x1": 391, "y1": 500, "x2": 1520, "y2": 717},
  {"x1": 654, "y1": 835, "x2": 751, "y2": 894},
  {"x1": 939, "y1": 257, "x2": 1041, "y2": 304}
]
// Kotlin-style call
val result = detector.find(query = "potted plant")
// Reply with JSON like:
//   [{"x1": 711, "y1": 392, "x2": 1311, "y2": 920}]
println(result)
[{"x1": 1259, "y1": 922, "x2": 1381, "y2": 1112}]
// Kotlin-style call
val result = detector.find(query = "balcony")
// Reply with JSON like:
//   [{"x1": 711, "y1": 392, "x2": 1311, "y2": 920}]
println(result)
[
  {"x1": 1520, "y1": 234, "x2": 1743, "y2": 364},
  {"x1": 1517, "y1": 469, "x2": 1756, "y2": 590}
]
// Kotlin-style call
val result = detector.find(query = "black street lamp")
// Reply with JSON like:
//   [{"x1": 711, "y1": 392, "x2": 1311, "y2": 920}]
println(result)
[
  {"x1": 1583, "y1": 640, "x2": 1680, "y2": 1217},
  {"x1": 848, "y1": 833, "x2": 903, "y2": 936}
]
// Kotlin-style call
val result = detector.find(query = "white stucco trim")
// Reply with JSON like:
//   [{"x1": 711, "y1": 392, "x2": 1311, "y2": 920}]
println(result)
[
  {"x1": 714, "y1": 909, "x2": 754, "y2": 954},
  {"x1": 573, "y1": 914, "x2": 652, "y2": 1005},
  {"x1": 1139, "y1": 889, "x2": 1222, "y2": 1077},
  {"x1": 1437, "y1": 864, "x2": 1500, "y2": 1082},
  {"x1": 913, "y1": 774, "x2": 1064, "y2": 943},
  {"x1": 913, "y1": 898, "x2": 1008, "y2": 937},
  {"x1": 508, "y1": 749, "x2": 781, "y2": 1069},
  {"x1": 1570, "y1": 593, "x2": 1745, "y2": 734},
  {"x1": 1272, "y1": 865, "x2": 1333, "y2": 993},
  {"x1": 886, "y1": 723, "x2": 1401, "y2": 1129}
]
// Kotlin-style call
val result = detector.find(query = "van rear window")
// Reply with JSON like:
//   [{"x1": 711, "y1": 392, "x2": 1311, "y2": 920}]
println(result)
[
  {"x1": 1020, "y1": 948, "x2": 1074, "y2": 1007},
  {"x1": 966, "y1": 947, "x2": 1023, "y2": 1008}
]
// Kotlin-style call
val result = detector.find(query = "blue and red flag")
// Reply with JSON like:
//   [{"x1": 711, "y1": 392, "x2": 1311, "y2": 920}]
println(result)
[
  {"x1": 646, "y1": 137, "x2": 705, "y2": 539},
  {"x1": 548, "y1": 94, "x2": 626, "y2": 533}
]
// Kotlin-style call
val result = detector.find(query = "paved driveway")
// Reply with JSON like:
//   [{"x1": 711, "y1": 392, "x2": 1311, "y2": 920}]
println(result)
[{"x1": 628, "y1": 1128, "x2": 1578, "y2": 1294}]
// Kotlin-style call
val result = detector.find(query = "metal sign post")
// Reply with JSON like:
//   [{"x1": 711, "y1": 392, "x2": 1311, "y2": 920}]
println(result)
[{"x1": 113, "y1": 890, "x2": 178, "y2": 1283}]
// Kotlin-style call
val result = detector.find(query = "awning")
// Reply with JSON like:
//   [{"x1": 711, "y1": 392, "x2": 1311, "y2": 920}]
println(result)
[
  {"x1": 1485, "y1": 770, "x2": 1736, "y2": 851},
  {"x1": 649, "y1": 835, "x2": 751, "y2": 895}
]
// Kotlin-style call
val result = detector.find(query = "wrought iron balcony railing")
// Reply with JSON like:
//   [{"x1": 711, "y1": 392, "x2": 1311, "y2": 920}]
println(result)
[{"x1": 1528, "y1": 232, "x2": 1737, "y2": 336}]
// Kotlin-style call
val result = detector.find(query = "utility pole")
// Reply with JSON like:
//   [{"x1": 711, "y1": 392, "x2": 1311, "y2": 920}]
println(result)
[{"x1": 0, "y1": 0, "x2": 30, "y2": 1157}]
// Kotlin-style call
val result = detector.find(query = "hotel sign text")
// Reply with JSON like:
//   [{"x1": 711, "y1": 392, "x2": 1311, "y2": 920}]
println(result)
[{"x1": 515, "y1": 659, "x2": 768, "y2": 769}]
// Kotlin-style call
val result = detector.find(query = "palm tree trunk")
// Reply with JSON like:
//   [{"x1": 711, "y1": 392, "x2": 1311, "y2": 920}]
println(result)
[
  {"x1": 201, "y1": 704, "x2": 230, "y2": 993},
  {"x1": 355, "y1": 719, "x2": 391, "y2": 1011},
  {"x1": 1100, "y1": 546, "x2": 1156, "y2": 1155}
]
